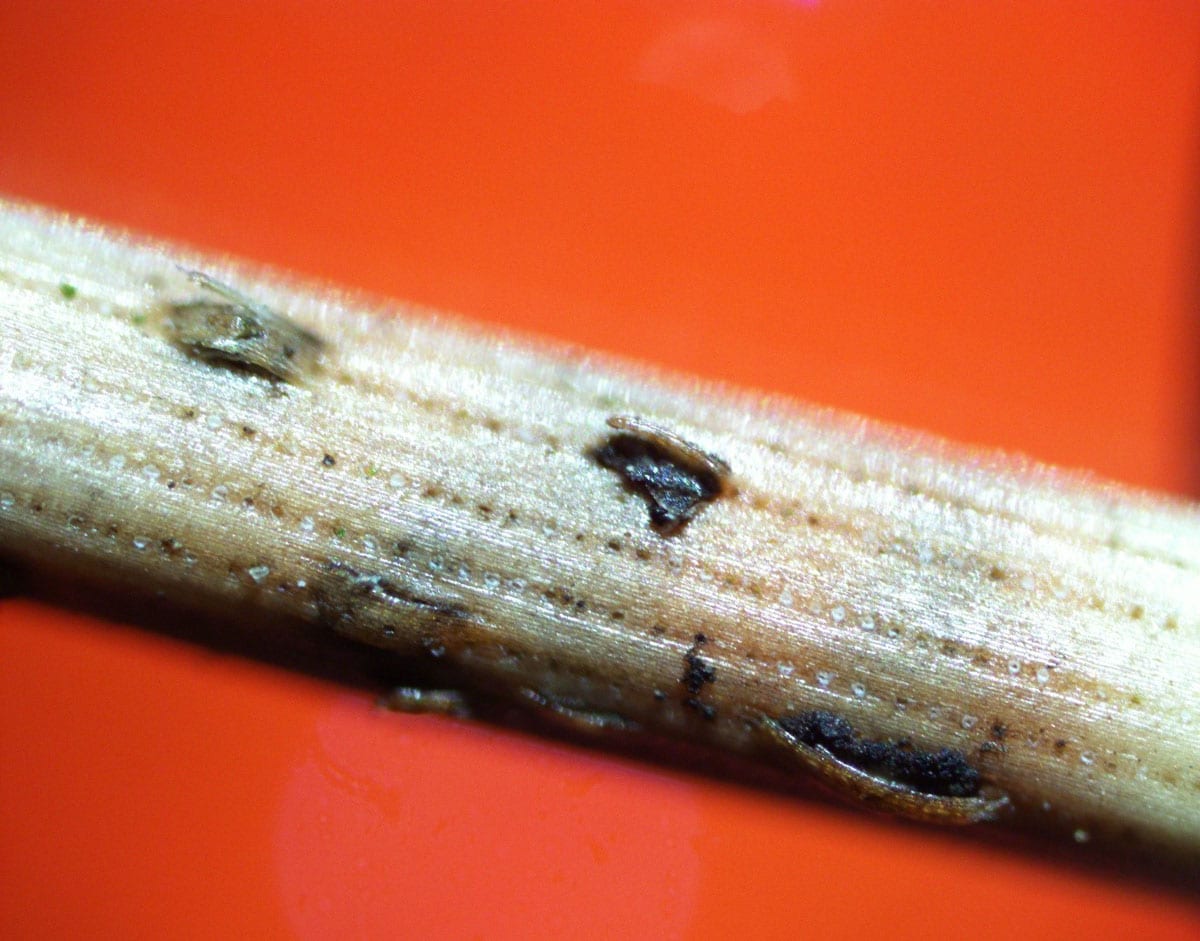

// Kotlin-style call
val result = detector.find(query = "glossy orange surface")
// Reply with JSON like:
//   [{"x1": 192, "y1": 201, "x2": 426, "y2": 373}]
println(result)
[{"x1": 2, "y1": 2, "x2": 1199, "y2": 938}]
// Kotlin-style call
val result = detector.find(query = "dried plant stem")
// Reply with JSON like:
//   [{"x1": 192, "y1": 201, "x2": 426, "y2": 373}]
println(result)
[{"x1": 1, "y1": 201, "x2": 1198, "y2": 871}]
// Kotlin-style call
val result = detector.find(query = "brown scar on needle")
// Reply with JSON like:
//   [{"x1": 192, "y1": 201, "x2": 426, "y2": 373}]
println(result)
[
  {"x1": 322, "y1": 560, "x2": 477, "y2": 624},
  {"x1": 760, "y1": 711, "x2": 1011, "y2": 825},
  {"x1": 592, "y1": 415, "x2": 732, "y2": 533},
  {"x1": 380, "y1": 684, "x2": 641, "y2": 734},
  {"x1": 380, "y1": 686, "x2": 475, "y2": 719},
  {"x1": 310, "y1": 559, "x2": 482, "y2": 659},
  {"x1": 160, "y1": 269, "x2": 323, "y2": 383},
  {"x1": 517, "y1": 687, "x2": 642, "y2": 735}
]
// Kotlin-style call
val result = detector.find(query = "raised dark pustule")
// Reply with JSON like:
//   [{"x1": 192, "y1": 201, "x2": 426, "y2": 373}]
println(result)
[
  {"x1": 681, "y1": 632, "x2": 717, "y2": 720},
  {"x1": 777, "y1": 710, "x2": 981, "y2": 798},
  {"x1": 593, "y1": 435, "x2": 724, "y2": 532}
]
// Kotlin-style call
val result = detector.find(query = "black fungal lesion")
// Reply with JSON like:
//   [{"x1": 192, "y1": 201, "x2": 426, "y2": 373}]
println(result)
[
  {"x1": 777, "y1": 710, "x2": 979, "y2": 797},
  {"x1": 592, "y1": 415, "x2": 732, "y2": 533},
  {"x1": 681, "y1": 632, "x2": 717, "y2": 720},
  {"x1": 161, "y1": 269, "x2": 323, "y2": 383},
  {"x1": 760, "y1": 710, "x2": 1010, "y2": 825}
]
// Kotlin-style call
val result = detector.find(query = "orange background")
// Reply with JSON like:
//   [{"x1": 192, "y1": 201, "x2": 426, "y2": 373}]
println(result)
[{"x1": 2, "y1": 2, "x2": 1198, "y2": 938}]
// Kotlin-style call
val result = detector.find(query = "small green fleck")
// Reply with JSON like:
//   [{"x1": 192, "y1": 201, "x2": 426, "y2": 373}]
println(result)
[
  {"x1": 334, "y1": 527, "x2": 346, "y2": 539},
  {"x1": 59, "y1": 282, "x2": 77, "y2": 300},
  {"x1": 131, "y1": 313, "x2": 148, "y2": 325},
  {"x1": 365, "y1": 465, "x2": 378, "y2": 478}
]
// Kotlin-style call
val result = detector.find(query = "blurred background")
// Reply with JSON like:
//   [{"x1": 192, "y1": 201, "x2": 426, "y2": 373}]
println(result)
[{"x1": 2, "y1": 2, "x2": 1198, "y2": 938}]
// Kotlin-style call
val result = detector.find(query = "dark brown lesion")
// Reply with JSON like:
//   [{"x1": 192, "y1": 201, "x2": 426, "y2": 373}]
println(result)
[
  {"x1": 592, "y1": 415, "x2": 732, "y2": 533},
  {"x1": 162, "y1": 270, "x2": 323, "y2": 383},
  {"x1": 761, "y1": 710, "x2": 1010, "y2": 824}
]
